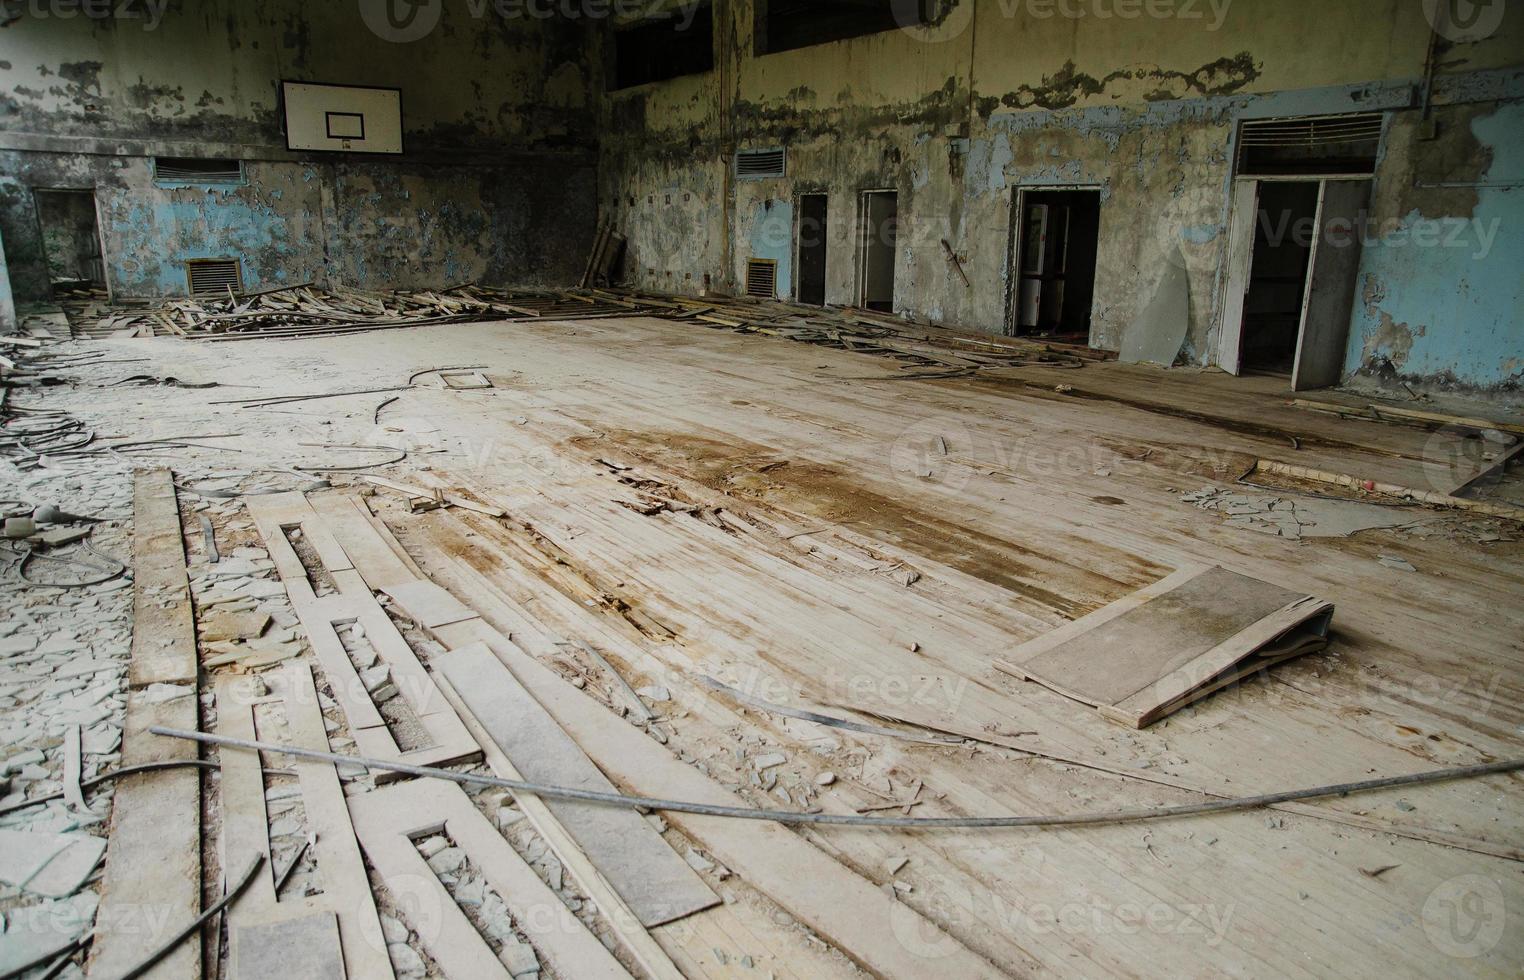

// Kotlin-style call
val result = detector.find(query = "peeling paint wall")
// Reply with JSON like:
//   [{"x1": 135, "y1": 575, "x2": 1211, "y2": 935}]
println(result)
[
  {"x1": 598, "y1": 0, "x2": 1523, "y2": 390},
  {"x1": 0, "y1": 224, "x2": 15, "y2": 330},
  {"x1": 0, "y1": 0, "x2": 598, "y2": 302},
  {"x1": 1344, "y1": 99, "x2": 1524, "y2": 392}
]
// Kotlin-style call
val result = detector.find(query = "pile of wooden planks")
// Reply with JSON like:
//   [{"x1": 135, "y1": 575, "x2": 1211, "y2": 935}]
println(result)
[
  {"x1": 63, "y1": 281, "x2": 1111, "y2": 379},
  {"x1": 63, "y1": 284, "x2": 676, "y2": 341},
  {"x1": 576, "y1": 286, "x2": 1110, "y2": 378}
]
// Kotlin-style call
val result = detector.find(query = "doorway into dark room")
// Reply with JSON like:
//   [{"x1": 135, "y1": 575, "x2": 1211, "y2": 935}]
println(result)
[
  {"x1": 1012, "y1": 189, "x2": 1100, "y2": 341},
  {"x1": 797, "y1": 193, "x2": 828, "y2": 305}
]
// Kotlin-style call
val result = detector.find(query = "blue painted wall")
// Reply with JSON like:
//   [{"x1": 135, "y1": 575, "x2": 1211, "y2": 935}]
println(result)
[
  {"x1": 747, "y1": 198, "x2": 793, "y2": 299},
  {"x1": 1343, "y1": 101, "x2": 1524, "y2": 389},
  {"x1": 0, "y1": 224, "x2": 15, "y2": 330}
]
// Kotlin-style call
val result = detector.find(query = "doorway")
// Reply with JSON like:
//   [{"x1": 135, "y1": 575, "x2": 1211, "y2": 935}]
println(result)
[
  {"x1": 1010, "y1": 189, "x2": 1101, "y2": 340},
  {"x1": 858, "y1": 190, "x2": 897, "y2": 312},
  {"x1": 1240, "y1": 181, "x2": 1318, "y2": 374},
  {"x1": 797, "y1": 193, "x2": 828, "y2": 305},
  {"x1": 33, "y1": 189, "x2": 106, "y2": 298},
  {"x1": 1218, "y1": 177, "x2": 1371, "y2": 389}
]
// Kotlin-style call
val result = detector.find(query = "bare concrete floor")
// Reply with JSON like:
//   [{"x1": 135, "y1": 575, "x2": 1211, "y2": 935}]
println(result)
[{"x1": 18, "y1": 315, "x2": 1524, "y2": 977}]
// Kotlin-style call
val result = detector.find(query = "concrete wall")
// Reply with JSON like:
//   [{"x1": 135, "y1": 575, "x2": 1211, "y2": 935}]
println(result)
[
  {"x1": 598, "y1": 0, "x2": 1524, "y2": 392},
  {"x1": 0, "y1": 224, "x2": 15, "y2": 330},
  {"x1": 0, "y1": 0, "x2": 599, "y2": 302},
  {"x1": 1344, "y1": 94, "x2": 1524, "y2": 391}
]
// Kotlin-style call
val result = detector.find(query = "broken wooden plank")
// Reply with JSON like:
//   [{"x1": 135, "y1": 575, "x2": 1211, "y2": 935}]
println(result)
[
  {"x1": 90, "y1": 686, "x2": 201, "y2": 979},
  {"x1": 359, "y1": 475, "x2": 507, "y2": 518},
  {"x1": 307, "y1": 492, "x2": 423, "y2": 589},
  {"x1": 326, "y1": 493, "x2": 1001, "y2": 975},
  {"x1": 220, "y1": 665, "x2": 395, "y2": 980},
  {"x1": 1449, "y1": 437, "x2": 1524, "y2": 499},
  {"x1": 230, "y1": 912, "x2": 346, "y2": 980},
  {"x1": 246, "y1": 493, "x2": 479, "y2": 780},
  {"x1": 128, "y1": 470, "x2": 197, "y2": 687},
  {"x1": 433, "y1": 671, "x2": 686, "y2": 980},
  {"x1": 381, "y1": 580, "x2": 478, "y2": 629},
  {"x1": 1253, "y1": 459, "x2": 1524, "y2": 522},
  {"x1": 428, "y1": 617, "x2": 1004, "y2": 978},
  {"x1": 348, "y1": 778, "x2": 631, "y2": 980},
  {"x1": 995, "y1": 565, "x2": 1333, "y2": 728},
  {"x1": 438, "y1": 643, "x2": 719, "y2": 928}
]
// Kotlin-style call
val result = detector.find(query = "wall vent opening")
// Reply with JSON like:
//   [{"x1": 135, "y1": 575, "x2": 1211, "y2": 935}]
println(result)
[
  {"x1": 154, "y1": 157, "x2": 244, "y2": 183},
  {"x1": 185, "y1": 259, "x2": 243, "y2": 297},
  {"x1": 745, "y1": 258, "x2": 778, "y2": 298},
  {"x1": 1236, "y1": 113, "x2": 1382, "y2": 176},
  {"x1": 736, "y1": 148, "x2": 787, "y2": 180}
]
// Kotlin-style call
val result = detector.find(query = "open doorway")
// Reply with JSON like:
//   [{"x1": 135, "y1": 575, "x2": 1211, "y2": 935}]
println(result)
[
  {"x1": 1011, "y1": 189, "x2": 1100, "y2": 340},
  {"x1": 1240, "y1": 181, "x2": 1319, "y2": 374},
  {"x1": 1217, "y1": 112, "x2": 1382, "y2": 389},
  {"x1": 858, "y1": 190, "x2": 896, "y2": 312},
  {"x1": 797, "y1": 193, "x2": 828, "y2": 305},
  {"x1": 1219, "y1": 177, "x2": 1372, "y2": 389},
  {"x1": 33, "y1": 189, "x2": 106, "y2": 299}
]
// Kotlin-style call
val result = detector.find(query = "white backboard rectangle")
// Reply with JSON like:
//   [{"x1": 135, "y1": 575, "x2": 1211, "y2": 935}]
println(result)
[{"x1": 282, "y1": 81, "x2": 403, "y2": 154}]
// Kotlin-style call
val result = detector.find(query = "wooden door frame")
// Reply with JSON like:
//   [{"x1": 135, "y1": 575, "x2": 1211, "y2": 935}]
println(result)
[
  {"x1": 1291, "y1": 178, "x2": 1371, "y2": 391},
  {"x1": 794, "y1": 191, "x2": 828, "y2": 305},
  {"x1": 1004, "y1": 183, "x2": 1105, "y2": 338},
  {"x1": 856, "y1": 188, "x2": 897, "y2": 309},
  {"x1": 1216, "y1": 173, "x2": 1372, "y2": 377},
  {"x1": 31, "y1": 186, "x2": 112, "y2": 299}
]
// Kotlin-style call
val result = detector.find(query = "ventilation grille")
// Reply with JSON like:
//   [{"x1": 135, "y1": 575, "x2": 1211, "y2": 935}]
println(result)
[
  {"x1": 185, "y1": 259, "x2": 242, "y2": 297},
  {"x1": 1238, "y1": 113, "x2": 1384, "y2": 150},
  {"x1": 1236, "y1": 112, "x2": 1383, "y2": 175},
  {"x1": 154, "y1": 157, "x2": 243, "y2": 182},
  {"x1": 736, "y1": 148, "x2": 786, "y2": 180},
  {"x1": 745, "y1": 258, "x2": 777, "y2": 298}
]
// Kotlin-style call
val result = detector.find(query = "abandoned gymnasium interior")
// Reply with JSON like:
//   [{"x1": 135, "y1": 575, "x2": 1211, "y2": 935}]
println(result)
[{"x1": 0, "y1": 0, "x2": 1521, "y2": 977}]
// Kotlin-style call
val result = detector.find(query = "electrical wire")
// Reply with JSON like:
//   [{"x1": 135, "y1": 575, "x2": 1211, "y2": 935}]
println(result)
[{"x1": 156, "y1": 727, "x2": 1524, "y2": 832}]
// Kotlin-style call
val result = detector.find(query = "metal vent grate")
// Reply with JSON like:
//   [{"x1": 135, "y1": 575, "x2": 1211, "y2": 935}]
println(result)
[
  {"x1": 154, "y1": 157, "x2": 244, "y2": 182},
  {"x1": 1236, "y1": 113, "x2": 1383, "y2": 175},
  {"x1": 736, "y1": 148, "x2": 786, "y2": 180},
  {"x1": 745, "y1": 258, "x2": 777, "y2": 298},
  {"x1": 1238, "y1": 113, "x2": 1384, "y2": 149},
  {"x1": 185, "y1": 259, "x2": 242, "y2": 297}
]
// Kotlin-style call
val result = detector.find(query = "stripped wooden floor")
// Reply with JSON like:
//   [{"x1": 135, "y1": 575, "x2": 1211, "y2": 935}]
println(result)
[{"x1": 71, "y1": 314, "x2": 1524, "y2": 977}]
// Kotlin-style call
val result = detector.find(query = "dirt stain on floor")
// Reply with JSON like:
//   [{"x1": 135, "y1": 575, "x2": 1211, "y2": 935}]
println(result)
[{"x1": 579, "y1": 429, "x2": 1167, "y2": 620}]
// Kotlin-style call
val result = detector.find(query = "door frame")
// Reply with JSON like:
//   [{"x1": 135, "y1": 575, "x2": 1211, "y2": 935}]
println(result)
[
  {"x1": 30, "y1": 186, "x2": 111, "y2": 299},
  {"x1": 856, "y1": 188, "x2": 897, "y2": 309},
  {"x1": 1216, "y1": 173, "x2": 1372, "y2": 378},
  {"x1": 1004, "y1": 183, "x2": 1105, "y2": 337},
  {"x1": 794, "y1": 191, "x2": 828, "y2": 305}
]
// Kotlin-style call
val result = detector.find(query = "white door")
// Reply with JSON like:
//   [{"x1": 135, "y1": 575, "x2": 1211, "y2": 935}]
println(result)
[
  {"x1": 1215, "y1": 179, "x2": 1259, "y2": 375},
  {"x1": 1292, "y1": 179, "x2": 1370, "y2": 391}
]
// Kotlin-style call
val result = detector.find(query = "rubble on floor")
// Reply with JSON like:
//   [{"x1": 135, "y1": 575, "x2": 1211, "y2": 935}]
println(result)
[{"x1": 1180, "y1": 485, "x2": 1414, "y2": 539}]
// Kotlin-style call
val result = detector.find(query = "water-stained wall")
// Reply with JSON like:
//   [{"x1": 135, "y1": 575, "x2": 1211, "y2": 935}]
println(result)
[
  {"x1": 0, "y1": 0, "x2": 598, "y2": 306},
  {"x1": 598, "y1": 0, "x2": 1524, "y2": 391}
]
